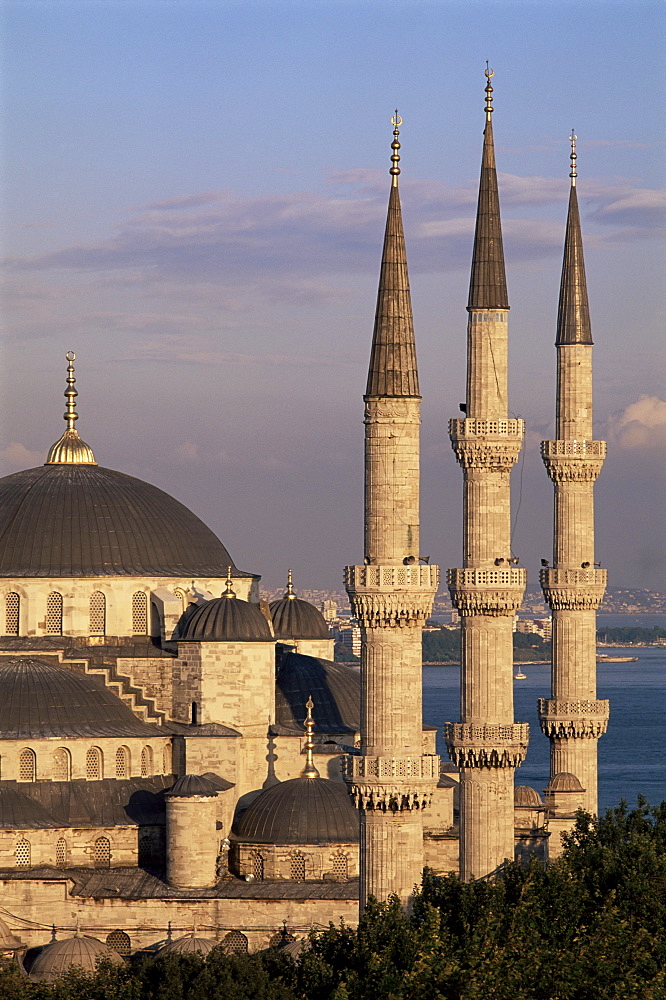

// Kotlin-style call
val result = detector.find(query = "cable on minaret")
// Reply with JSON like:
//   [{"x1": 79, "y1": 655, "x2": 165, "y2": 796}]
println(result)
[
  {"x1": 390, "y1": 111, "x2": 402, "y2": 187},
  {"x1": 569, "y1": 129, "x2": 577, "y2": 187},
  {"x1": 484, "y1": 63, "x2": 494, "y2": 122}
]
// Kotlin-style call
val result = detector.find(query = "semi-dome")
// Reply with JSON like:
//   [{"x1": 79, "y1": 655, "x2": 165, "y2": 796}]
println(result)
[
  {"x1": 514, "y1": 785, "x2": 543, "y2": 807},
  {"x1": 180, "y1": 589, "x2": 273, "y2": 642},
  {"x1": 0, "y1": 657, "x2": 159, "y2": 738},
  {"x1": 0, "y1": 464, "x2": 241, "y2": 578},
  {"x1": 158, "y1": 932, "x2": 218, "y2": 957},
  {"x1": 275, "y1": 653, "x2": 360, "y2": 734},
  {"x1": 270, "y1": 572, "x2": 330, "y2": 640},
  {"x1": 546, "y1": 772, "x2": 584, "y2": 792},
  {"x1": 29, "y1": 933, "x2": 123, "y2": 981},
  {"x1": 233, "y1": 776, "x2": 359, "y2": 845}
]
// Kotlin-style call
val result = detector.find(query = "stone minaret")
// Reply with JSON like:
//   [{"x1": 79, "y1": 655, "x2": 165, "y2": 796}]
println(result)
[
  {"x1": 344, "y1": 115, "x2": 439, "y2": 909},
  {"x1": 539, "y1": 134, "x2": 609, "y2": 813},
  {"x1": 445, "y1": 70, "x2": 528, "y2": 880}
]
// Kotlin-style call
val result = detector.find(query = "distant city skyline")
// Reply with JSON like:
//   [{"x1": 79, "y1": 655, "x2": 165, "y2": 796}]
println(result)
[{"x1": 1, "y1": 0, "x2": 664, "y2": 591}]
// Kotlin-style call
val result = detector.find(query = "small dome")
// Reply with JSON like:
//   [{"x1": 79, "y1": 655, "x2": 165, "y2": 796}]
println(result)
[
  {"x1": 0, "y1": 916, "x2": 23, "y2": 951},
  {"x1": 270, "y1": 598, "x2": 330, "y2": 640},
  {"x1": 546, "y1": 772, "x2": 584, "y2": 792},
  {"x1": 514, "y1": 785, "x2": 543, "y2": 807},
  {"x1": 180, "y1": 596, "x2": 273, "y2": 642},
  {"x1": 0, "y1": 658, "x2": 159, "y2": 738},
  {"x1": 234, "y1": 776, "x2": 359, "y2": 845},
  {"x1": 166, "y1": 774, "x2": 220, "y2": 798},
  {"x1": 30, "y1": 934, "x2": 123, "y2": 981},
  {"x1": 159, "y1": 932, "x2": 217, "y2": 957}
]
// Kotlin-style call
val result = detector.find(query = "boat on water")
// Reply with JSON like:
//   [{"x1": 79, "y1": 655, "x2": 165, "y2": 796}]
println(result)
[{"x1": 514, "y1": 669, "x2": 527, "y2": 679}]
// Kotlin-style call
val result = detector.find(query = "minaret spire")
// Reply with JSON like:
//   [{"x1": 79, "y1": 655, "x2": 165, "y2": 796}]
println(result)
[
  {"x1": 345, "y1": 116, "x2": 439, "y2": 910},
  {"x1": 366, "y1": 112, "x2": 419, "y2": 399},
  {"x1": 556, "y1": 132, "x2": 592, "y2": 347},
  {"x1": 468, "y1": 66, "x2": 509, "y2": 312},
  {"x1": 46, "y1": 352, "x2": 97, "y2": 465}
]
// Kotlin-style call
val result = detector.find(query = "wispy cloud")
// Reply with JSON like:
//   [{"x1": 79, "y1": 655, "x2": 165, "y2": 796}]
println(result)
[{"x1": 607, "y1": 395, "x2": 666, "y2": 450}]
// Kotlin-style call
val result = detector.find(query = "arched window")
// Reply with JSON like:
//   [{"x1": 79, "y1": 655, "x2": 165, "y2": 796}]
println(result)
[
  {"x1": 86, "y1": 747, "x2": 103, "y2": 780},
  {"x1": 269, "y1": 928, "x2": 295, "y2": 948},
  {"x1": 15, "y1": 839, "x2": 31, "y2": 868},
  {"x1": 140, "y1": 746, "x2": 153, "y2": 777},
  {"x1": 4, "y1": 593, "x2": 19, "y2": 636},
  {"x1": 115, "y1": 746, "x2": 130, "y2": 779},
  {"x1": 45, "y1": 592, "x2": 63, "y2": 635},
  {"x1": 53, "y1": 748, "x2": 71, "y2": 781},
  {"x1": 162, "y1": 744, "x2": 172, "y2": 775},
  {"x1": 18, "y1": 748, "x2": 36, "y2": 782},
  {"x1": 131, "y1": 592, "x2": 148, "y2": 634},
  {"x1": 290, "y1": 852, "x2": 306, "y2": 882},
  {"x1": 252, "y1": 852, "x2": 264, "y2": 882},
  {"x1": 89, "y1": 591, "x2": 106, "y2": 635},
  {"x1": 55, "y1": 838, "x2": 67, "y2": 867},
  {"x1": 138, "y1": 835, "x2": 153, "y2": 868},
  {"x1": 94, "y1": 836, "x2": 111, "y2": 868},
  {"x1": 223, "y1": 930, "x2": 248, "y2": 955},
  {"x1": 173, "y1": 588, "x2": 187, "y2": 612},
  {"x1": 331, "y1": 851, "x2": 349, "y2": 881},
  {"x1": 106, "y1": 930, "x2": 131, "y2": 956}
]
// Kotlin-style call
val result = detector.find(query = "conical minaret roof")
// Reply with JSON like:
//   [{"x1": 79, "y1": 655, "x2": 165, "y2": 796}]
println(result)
[
  {"x1": 467, "y1": 69, "x2": 509, "y2": 311},
  {"x1": 366, "y1": 114, "x2": 419, "y2": 398},
  {"x1": 556, "y1": 132, "x2": 593, "y2": 345}
]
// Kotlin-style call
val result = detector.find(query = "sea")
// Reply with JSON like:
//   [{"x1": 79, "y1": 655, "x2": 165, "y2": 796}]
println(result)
[{"x1": 422, "y1": 645, "x2": 666, "y2": 813}]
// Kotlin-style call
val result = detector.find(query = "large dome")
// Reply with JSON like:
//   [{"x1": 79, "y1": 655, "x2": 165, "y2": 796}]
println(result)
[
  {"x1": 0, "y1": 464, "x2": 240, "y2": 578},
  {"x1": 233, "y1": 776, "x2": 359, "y2": 845},
  {"x1": 29, "y1": 934, "x2": 123, "y2": 981}
]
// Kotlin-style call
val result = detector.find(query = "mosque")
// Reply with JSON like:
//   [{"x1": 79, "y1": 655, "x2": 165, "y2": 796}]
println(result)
[{"x1": 0, "y1": 72, "x2": 606, "y2": 979}]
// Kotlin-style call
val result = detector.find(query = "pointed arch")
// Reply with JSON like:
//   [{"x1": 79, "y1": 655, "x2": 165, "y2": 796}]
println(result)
[
  {"x1": 15, "y1": 839, "x2": 31, "y2": 868},
  {"x1": 140, "y1": 746, "x2": 153, "y2": 777},
  {"x1": 94, "y1": 836, "x2": 111, "y2": 868},
  {"x1": 18, "y1": 748, "x2": 36, "y2": 782},
  {"x1": 86, "y1": 746, "x2": 103, "y2": 780},
  {"x1": 115, "y1": 746, "x2": 130, "y2": 779},
  {"x1": 131, "y1": 592, "x2": 148, "y2": 634}
]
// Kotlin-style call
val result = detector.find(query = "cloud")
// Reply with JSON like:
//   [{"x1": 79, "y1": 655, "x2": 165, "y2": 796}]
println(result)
[
  {"x1": 607, "y1": 395, "x2": 666, "y2": 450},
  {"x1": 119, "y1": 334, "x2": 359, "y2": 369},
  {"x1": 0, "y1": 443, "x2": 44, "y2": 473}
]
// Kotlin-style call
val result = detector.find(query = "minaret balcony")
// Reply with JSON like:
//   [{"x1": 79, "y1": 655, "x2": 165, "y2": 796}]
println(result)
[
  {"x1": 537, "y1": 698, "x2": 610, "y2": 740},
  {"x1": 444, "y1": 722, "x2": 529, "y2": 769},
  {"x1": 345, "y1": 564, "x2": 439, "y2": 627},
  {"x1": 540, "y1": 567, "x2": 607, "y2": 610},
  {"x1": 447, "y1": 567, "x2": 526, "y2": 616},
  {"x1": 449, "y1": 418, "x2": 524, "y2": 469},
  {"x1": 541, "y1": 440, "x2": 606, "y2": 482},
  {"x1": 342, "y1": 753, "x2": 439, "y2": 811}
]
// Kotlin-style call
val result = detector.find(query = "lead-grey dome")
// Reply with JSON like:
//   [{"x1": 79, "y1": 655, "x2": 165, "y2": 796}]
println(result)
[
  {"x1": 29, "y1": 934, "x2": 123, "y2": 981},
  {"x1": 180, "y1": 596, "x2": 273, "y2": 642},
  {"x1": 275, "y1": 654, "x2": 360, "y2": 735},
  {"x1": 514, "y1": 785, "x2": 543, "y2": 807},
  {"x1": 270, "y1": 597, "x2": 330, "y2": 640},
  {"x1": 546, "y1": 772, "x2": 584, "y2": 792},
  {"x1": 166, "y1": 774, "x2": 220, "y2": 798},
  {"x1": 0, "y1": 657, "x2": 159, "y2": 738},
  {"x1": 233, "y1": 777, "x2": 359, "y2": 845},
  {"x1": 0, "y1": 464, "x2": 241, "y2": 577},
  {"x1": 158, "y1": 932, "x2": 218, "y2": 957}
]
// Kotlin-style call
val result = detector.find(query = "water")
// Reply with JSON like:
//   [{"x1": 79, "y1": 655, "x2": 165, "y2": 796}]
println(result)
[{"x1": 422, "y1": 646, "x2": 666, "y2": 812}]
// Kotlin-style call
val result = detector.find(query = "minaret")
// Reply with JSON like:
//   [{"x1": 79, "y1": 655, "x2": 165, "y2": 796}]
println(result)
[
  {"x1": 539, "y1": 134, "x2": 609, "y2": 813},
  {"x1": 445, "y1": 69, "x2": 528, "y2": 880},
  {"x1": 344, "y1": 115, "x2": 439, "y2": 909}
]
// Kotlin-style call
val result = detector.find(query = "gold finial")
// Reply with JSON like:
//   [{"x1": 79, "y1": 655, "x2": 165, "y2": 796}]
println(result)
[
  {"x1": 484, "y1": 63, "x2": 494, "y2": 122},
  {"x1": 390, "y1": 110, "x2": 402, "y2": 187},
  {"x1": 300, "y1": 695, "x2": 320, "y2": 778},
  {"x1": 45, "y1": 352, "x2": 97, "y2": 465},
  {"x1": 222, "y1": 567, "x2": 236, "y2": 598},
  {"x1": 569, "y1": 129, "x2": 577, "y2": 187},
  {"x1": 285, "y1": 568, "x2": 296, "y2": 600}
]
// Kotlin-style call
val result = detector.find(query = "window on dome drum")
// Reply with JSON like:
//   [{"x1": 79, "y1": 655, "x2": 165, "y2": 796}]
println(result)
[
  {"x1": 53, "y1": 747, "x2": 71, "y2": 781},
  {"x1": 131, "y1": 592, "x2": 148, "y2": 634},
  {"x1": 223, "y1": 930, "x2": 248, "y2": 955},
  {"x1": 94, "y1": 837, "x2": 111, "y2": 868},
  {"x1": 86, "y1": 747, "x2": 103, "y2": 780},
  {"x1": 45, "y1": 592, "x2": 63, "y2": 635},
  {"x1": 269, "y1": 929, "x2": 295, "y2": 948},
  {"x1": 89, "y1": 591, "x2": 106, "y2": 635},
  {"x1": 4, "y1": 593, "x2": 19, "y2": 636},
  {"x1": 252, "y1": 852, "x2": 264, "y2": 881},
  {"x1": 106, "y1": 930, "x2": 131, "y2": 956},
  {"x1": 55, "y1": 838, "x2": 67, "y2": 867},
  {"x1": 140, "y1": 746, "x2": 153, "y2": 777},
  {"x1": 290, "y1": 852, "x2": 306, "y2": 882},
  {"x1": 18, "y1": 748, "x2": 36, "y2": 782},
  {"x1": 162, "y1": 744, "x2": 171, "y2": 774},
  {"x1": 115, "y1": 746, "x2": 130, "y2": 779},
  {"x1": 331, "y1": 852, "x2": 349, "y2": 881},
  {"x1": 15, "y1": 839, "x2": 31, "y2": 868}
]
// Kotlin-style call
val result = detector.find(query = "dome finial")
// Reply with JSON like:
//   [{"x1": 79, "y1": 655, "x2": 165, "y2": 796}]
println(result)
[
  {"x1": 300, "y1": 695, "x2": 320, "y2": 778},
  {"x1": 46, "y1": 352, "x2": 97, "y2": 465},
  {"x1": 390, "y1": 110, "x2": 402, "y2": 187},
  {"x1": 285, "y1": 568, "x2": 297, "y2": 599},
  {"x1": 484, "y1": 63, "x2": 494, "y2": 122},
  {"x1": 569, "y1": 129, "x2": 577, "y2": 187},
  {"x1": 223, "y1": 567, "x2": 236, "y2": 598}
]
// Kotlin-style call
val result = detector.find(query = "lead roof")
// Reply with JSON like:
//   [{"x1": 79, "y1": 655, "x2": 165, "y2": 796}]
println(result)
[
  {"x1": 275, "y1": 653, "x2": 360, "y2": 735},
  {"x1": 556, "y1": 184, "x2": 593, "y2": 345},
  {"x1": 468, "y1": 119, "x2": 509, "y2": 310}
]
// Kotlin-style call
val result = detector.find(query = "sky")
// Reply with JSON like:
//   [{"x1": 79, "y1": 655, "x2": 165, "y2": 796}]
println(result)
[{"x1": 1, "y1": 0, "x2": 664, "y2": 594}]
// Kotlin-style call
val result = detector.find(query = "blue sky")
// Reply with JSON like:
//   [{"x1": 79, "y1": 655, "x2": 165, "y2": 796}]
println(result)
[{"x1": 1, "y1": 0, "x2": 664, "y2": 591}]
